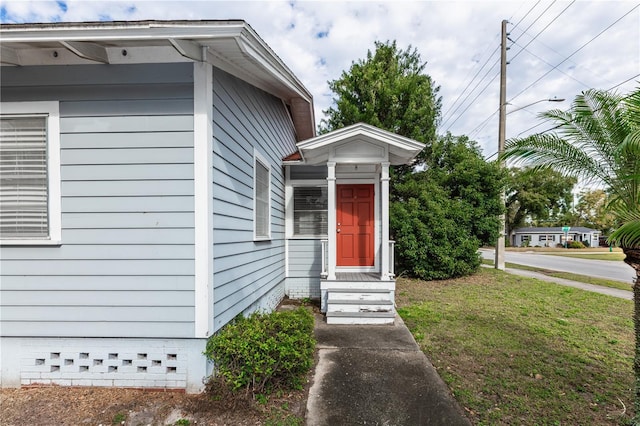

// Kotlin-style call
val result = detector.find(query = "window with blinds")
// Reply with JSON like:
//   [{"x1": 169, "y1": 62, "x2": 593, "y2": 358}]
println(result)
[
  {"x1": 0, "y1": 116, "x2": 49, "y2": 239},
  {"x1": 254, "y1": 155, "x2": 271, "y2": 239},
  {"x1": 293, "y1": 187, "x2": 328, "y2": 236}
]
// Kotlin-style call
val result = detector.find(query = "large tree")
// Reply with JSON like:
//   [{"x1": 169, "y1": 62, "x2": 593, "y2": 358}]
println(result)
[
  {"x1": 320, "y1": 40, "x2": 442, "y2": 182},
  {"x1": 502, "y1": 87, "x2": 640, "y2": 423},
  {"x1": 505, "y1": 167, "x2": 576, "y2": 236}
]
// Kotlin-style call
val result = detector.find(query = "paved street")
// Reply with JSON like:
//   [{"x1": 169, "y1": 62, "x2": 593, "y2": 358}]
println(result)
[{"x1": 479, "y1": 248, "x2": 635, "y2": 284}]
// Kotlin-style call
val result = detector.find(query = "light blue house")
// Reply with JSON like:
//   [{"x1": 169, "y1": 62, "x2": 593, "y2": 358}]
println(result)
[{"x1": 0, "y1": 20, "x2": 423, "y2": 392}]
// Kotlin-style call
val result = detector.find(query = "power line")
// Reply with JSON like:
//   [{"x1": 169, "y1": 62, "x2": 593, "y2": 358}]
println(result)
[
  {"x1": 444, "y1": 70, "x2": 501, "y2": 132},
  {"x1": 440, "y1": 58, "x2": 500, "y2": 128},
  {"x1": 468, "y1": 107, "x2": 499, "y2": 138},
  {"x1": 442, "y1": 1, "x2": 558, "y2": 133},
  {"x1": 507, "y1": 3, "x2": 640, "y2": 105},
  {"x1": 509, "y1": 0, "x2": 557, "y2": 44},
  {"x1": 516, "y1": 77, "x2": 640, "y2": 138},
  {"x1": 607, "y1": 73, "x2": 640, "y2": 91},
  {"x1": 509, "y1": 0, "x2": 543, "y2": 33},
  {"x1": 509, "y1": 0, "x2": 575, "y2": 63},
  {"x1": 509, "y1": 39, "x2": 591, "y2": 88},
  {"x1": 440, "y1": 1, "x2": 542, "y2": 127},
  {"x1": 440, "y1": 45, "x2": 500, "y2": 124}
]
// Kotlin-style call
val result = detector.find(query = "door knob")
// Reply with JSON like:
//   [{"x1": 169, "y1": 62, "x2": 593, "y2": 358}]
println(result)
[{"x1": 337, "y1": 229, "x2": 341, "y2": 233}]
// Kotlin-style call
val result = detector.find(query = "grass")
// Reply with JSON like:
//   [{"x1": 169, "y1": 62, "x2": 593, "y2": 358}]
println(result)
[
  {"x1": 396, "y1": 268, "x2": 634, "y2": 426},
  {"x1": 504, "y1": 262, "x2": 633, "y2": 291},
  {"x1": 482, "y1": 258, "x2": 633, "y2": 291},
  {"x1": 504, "y1": 246, "x2": 623, "y2": 254},
  {"x1": 544, "y1": 252, "x2": 626, "y2": 261}
]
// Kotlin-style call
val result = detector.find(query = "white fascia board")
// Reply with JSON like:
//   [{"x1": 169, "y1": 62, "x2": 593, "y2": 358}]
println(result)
[
  {"x1": 236, "y1": 29, "x2": 312, "y2": 103},
  {"x1": 298, "y1": 123, "x2": 424, "y2": 154},
  {"x1": 0, "y1": 23, "x2": 247, "y2": 43}
]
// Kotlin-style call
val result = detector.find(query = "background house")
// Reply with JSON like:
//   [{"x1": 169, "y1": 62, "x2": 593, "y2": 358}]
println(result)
[{"x1": 511, "y1": 226, "x2": 601, "y2": 247}]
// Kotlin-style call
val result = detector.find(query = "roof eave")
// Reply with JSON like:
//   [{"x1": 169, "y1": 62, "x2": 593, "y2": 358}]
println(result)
[{"x1": 0, "y1": 20, "x2": 315, "y2": 139}]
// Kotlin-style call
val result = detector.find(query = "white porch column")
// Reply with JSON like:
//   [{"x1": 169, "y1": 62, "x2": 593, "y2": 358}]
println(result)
[
  {"x1": 380, "y1": 162, "x2": 390, "y2": 280},
  {"x1": 327, "y1": 162, "x2": 337, "y2": 280}
]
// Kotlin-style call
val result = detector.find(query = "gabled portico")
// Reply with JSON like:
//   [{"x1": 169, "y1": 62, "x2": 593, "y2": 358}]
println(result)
[{"x1": 284, "y1": 123, "x2": 424, "y2": 324}]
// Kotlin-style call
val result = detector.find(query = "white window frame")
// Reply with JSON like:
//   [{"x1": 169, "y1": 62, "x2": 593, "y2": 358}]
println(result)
[
  {"x1": 253, "y1": 149, "x2": 271, "y2": 240},
  {"x1": 0, "y1": 101, "x2": 61, "y2": 246}
]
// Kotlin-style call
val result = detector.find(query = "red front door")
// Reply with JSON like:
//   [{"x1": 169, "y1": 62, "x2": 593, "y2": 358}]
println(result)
[{"x1": 337, "y1": 184, "x2": 374, "y2": 267}]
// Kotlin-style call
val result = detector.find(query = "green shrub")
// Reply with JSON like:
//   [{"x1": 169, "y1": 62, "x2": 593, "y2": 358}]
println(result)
[
  {"x1": 205, "y1": 307, "x2": 315, "y2": 395},
  {"x1": 568, "y1": 240, "x2": 585, "y2": 249},
  {"x1": 391, "y1": 176, "x2": 483, "y2": 280}
]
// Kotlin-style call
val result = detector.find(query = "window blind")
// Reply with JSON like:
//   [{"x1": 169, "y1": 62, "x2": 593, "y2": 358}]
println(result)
[
  {"x1": 293, "y1": 187, "x2": 328, "y2": 236},
  {"x1": 255, "y1": 159, "x2": 270, "y2": 238},
  {"x1": 0, "y1": 116, "x2": 49, "y2": 239}
]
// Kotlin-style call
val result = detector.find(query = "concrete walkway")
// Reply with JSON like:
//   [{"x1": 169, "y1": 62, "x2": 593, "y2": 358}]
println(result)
[
  {"x1": 305, "y1": 313, "x2": 470, "y2": 426},
  {"x1": 486, "y1": 265, "x2": 633, "y2": 300}
]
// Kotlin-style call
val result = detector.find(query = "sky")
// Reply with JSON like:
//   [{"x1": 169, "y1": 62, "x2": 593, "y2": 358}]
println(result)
[{"x1": 2, "y1": 0, "x2": 639, "y2": 158}]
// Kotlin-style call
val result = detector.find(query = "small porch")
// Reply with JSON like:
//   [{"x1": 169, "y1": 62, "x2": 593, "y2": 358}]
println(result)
[
  {"x1": 319, "y1": 242, "x2": 396, "y2": 324},
  {"x1": 283, "y1": 123, "x2": 424, "y2": 324}
]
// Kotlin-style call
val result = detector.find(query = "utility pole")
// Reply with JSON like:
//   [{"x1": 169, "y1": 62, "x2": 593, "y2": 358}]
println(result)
[{"x1": 495, "y1": 19, "x2": 508, "y2": 270}]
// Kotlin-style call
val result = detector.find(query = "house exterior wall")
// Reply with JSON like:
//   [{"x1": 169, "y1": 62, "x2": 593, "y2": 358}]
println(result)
[
  {"x1": 0, "y1": 63, "x2": 196, "y2": 338},
  {"x1": 211, "y1": 69, "x2": 297, "y2": 332},
  {"x1": 286, "y1": 239, "x2": 323, "y2": 299}
]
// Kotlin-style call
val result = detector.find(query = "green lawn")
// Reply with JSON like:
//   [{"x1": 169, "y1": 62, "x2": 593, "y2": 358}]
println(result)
[
  {"x1": 481, "y1": 258, "x2": 632, "y2": 291},
  {"x1": 396, "y1": 268, "x2": 634, "y2": 425},
  {"x1": 504, "y1": 262, "x2": 633, "y2": 291},
  {"x1": 544, "y1": 252, "x2": 627, "y2": 261}
]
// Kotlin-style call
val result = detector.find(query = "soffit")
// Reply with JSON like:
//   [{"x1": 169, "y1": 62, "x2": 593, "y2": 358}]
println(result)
[{"x1": 0, "y1": 20, "x2": 315, "y2": 140}]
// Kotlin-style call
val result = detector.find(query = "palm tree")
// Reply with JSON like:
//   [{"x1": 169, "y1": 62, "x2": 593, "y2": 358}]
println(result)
[{"x1": 502, "y1": 86, "x2": 640, "y2": 422}]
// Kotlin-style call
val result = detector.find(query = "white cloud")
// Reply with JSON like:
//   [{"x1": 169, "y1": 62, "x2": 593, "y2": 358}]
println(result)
[{"x1": 1, "y1": 0, "x2": 638, "y2": 156}]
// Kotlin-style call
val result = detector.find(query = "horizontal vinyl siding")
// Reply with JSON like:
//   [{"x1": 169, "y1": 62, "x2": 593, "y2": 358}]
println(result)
[
  {"x1": 286, "y1": 239, "x2": 322, "y2": 299},
  {"x1": 212, "y1": 69, "x2": 297, "y2": 331},
  {"x1": 288, "y1": 239, "x2": 323, "y2": 277},
  {"x1": 0, "y1": 63, "x2": 195, "y2": 338}
]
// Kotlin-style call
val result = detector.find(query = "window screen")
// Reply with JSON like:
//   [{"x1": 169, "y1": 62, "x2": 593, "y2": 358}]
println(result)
[
  {"x1": 0, "y1": 116, "x2": 49, "y2": 239},
  {"x1": 293, "y1": 187, "x2": 328, "y2": 236},
  {"x1": 254, "y1": 157, "x2": 270, "y2": 238}
]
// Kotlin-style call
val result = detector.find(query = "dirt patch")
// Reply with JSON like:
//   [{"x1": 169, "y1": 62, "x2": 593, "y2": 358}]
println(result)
[{"x1": 0, "y1": 385, "x2": 308, "y2": 425}]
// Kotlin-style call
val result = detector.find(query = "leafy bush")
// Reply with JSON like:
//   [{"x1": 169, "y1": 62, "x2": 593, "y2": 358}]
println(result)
[
  {"x1": 567, "y1": 240, "x2": 585, "y2": 249},
  {"x1": 390, "y1": 135, "x2": 504, "y2": 281},
  {"x1": 205, "y1": 307, "x2": 315, "y2": 395},
  {"x1": 391, "y1": 176, "x2": 482, "y2": 280}
]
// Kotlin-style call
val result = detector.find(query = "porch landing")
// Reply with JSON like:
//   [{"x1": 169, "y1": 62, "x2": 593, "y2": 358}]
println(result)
[{"x1": 320, "y1": 273, "x2": 396, "y2": 325}]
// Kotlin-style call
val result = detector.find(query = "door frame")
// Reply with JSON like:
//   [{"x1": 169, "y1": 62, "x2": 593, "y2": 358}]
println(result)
[{"x1": 335, "y1": 178, "x2": 379, "y2": 273}]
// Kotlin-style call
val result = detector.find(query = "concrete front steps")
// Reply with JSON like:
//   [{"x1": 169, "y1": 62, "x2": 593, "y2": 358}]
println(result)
[{"x1": 322, "y1": 285, "x2": 396, "y2": 325}]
